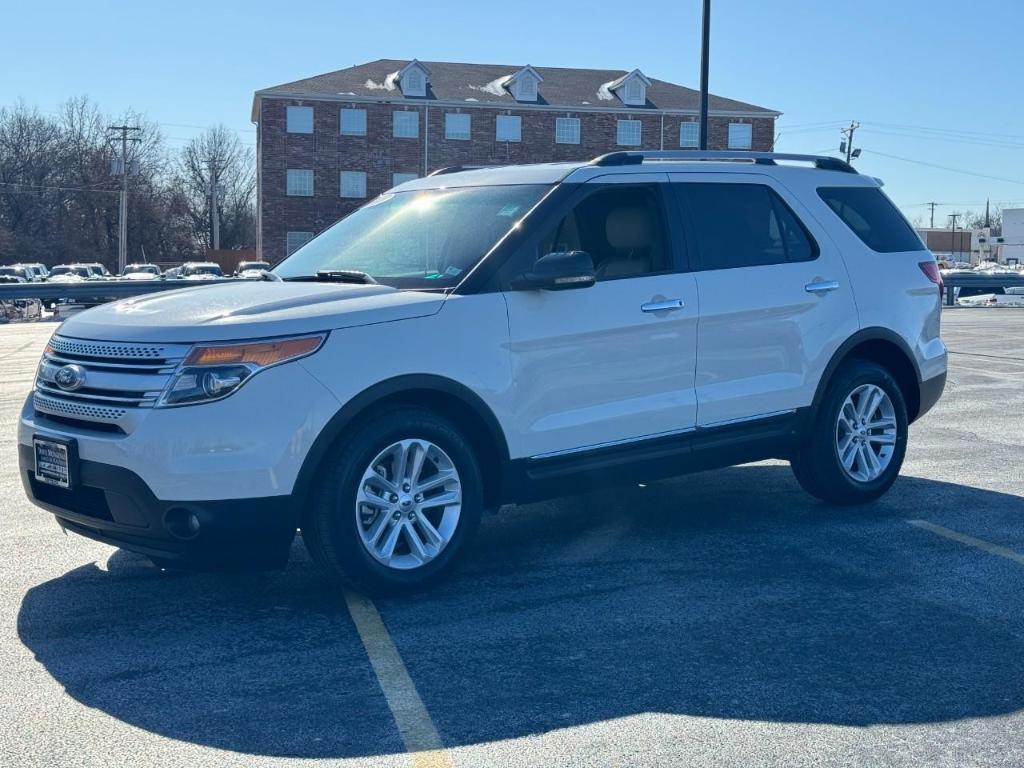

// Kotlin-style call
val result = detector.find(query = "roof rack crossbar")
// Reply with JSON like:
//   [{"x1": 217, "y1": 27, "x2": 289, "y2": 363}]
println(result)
[{"x1": 590, "y1": 150, "x2": 857, "y2": 174}]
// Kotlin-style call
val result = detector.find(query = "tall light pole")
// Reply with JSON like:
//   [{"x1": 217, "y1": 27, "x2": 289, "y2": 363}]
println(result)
[{"x1": 698, "y1": 0, "x2": 711, "y2": 150}]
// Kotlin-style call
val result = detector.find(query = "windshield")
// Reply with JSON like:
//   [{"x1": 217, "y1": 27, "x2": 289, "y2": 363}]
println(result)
[
  {"x1": 274, "y1": 184, "x2": 549, "y2": 288},
  {"x1": 51, "y1": 266, "x2": 90, "y2": 277},
  {"x1": 185, "y1": 265, "x2": 222, "y2": 276},
  {"x1": 124, "y1": 265, "x2": 158, "y2": 275},
  {"x1": 0, "y1": 267, "x2": 26, "y2": 278},
  {"x1": 239, "y1": 262, "x2": 269, "y2": 271}
]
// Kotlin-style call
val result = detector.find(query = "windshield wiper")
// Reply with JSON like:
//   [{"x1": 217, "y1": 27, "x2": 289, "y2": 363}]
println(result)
[{"x1": 304, "y1": 270, "x2": 379, "y2": 285}]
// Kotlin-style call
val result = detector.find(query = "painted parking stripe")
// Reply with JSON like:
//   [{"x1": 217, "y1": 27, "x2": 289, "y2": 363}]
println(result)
[
  {"x1": 907, "y1": 519, "x2": 1024, "y2": 566},
  {"x1": 343, "y1": 590, "x2": 453, "y2": 768}
]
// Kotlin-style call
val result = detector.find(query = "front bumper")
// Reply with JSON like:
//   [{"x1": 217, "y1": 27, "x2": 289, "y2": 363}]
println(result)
[{"x1": 19, "y1": 444, "x2": 296, "y2": 569}]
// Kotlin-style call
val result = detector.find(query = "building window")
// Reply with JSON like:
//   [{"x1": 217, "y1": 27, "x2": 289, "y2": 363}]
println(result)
[
  {"x1": 617, "y1": 119, "x2": 642, "y2": 146},
  {"x1": 393, "y1": 110, "x2": 419, "y2": 138},
  {"x1": 624, "y1": 80, "x2": 643, "y2": 104},
  {"x1": 286, "y1": 169, "x2": 314, "y2": 196},
  {"x1": 340, "y1": 171, "x2": 367, "y2": 198},
  {"x1": 496, "y1": 115, "x2": 521, "y2": 142},
  {"x1": 555, "y1": 117, "x2": 581, "y2": 145},
  {"x1": 286, "y1": 106, "x2": 314, "y2": 134},
  {"x1": 402, "y1": 68, "x2": 426, "y2": 97},
  {"x1": 340, "y1": 108, "x2": 367, "y2": 136},
  {"x1": 392, "y1": 172, "x2": 418, "y2": 187},
  {"x1": 445, "y1": 112, "x2": 471, "y2": 140},
  {"x1": 679, "y1": 122, "x2": 699, "y2": 148},
  {"x1": 286, "y1": 231, "x2": 313, "y2": 255},
  {"x1": 515, "y1": 77, "x2": 537, "y2": 102},
  {"x1": 728, "y1": 122, "x2": 753, "y2": 149}
]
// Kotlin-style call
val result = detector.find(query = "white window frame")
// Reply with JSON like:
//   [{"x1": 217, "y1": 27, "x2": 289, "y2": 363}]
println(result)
[
  {"x1": 393, "y1": 110, "x2": 419, "y2": 138},
  {"x1": 392, "y1": 172, "x2": 418, "y2": 187},
  {"x1": 624, "y1": 80, "x2": 644, "y2": 105},
  {"x1": 286, "y1": 231, "x2": 313, "y2": 255},
  {"x1": 286, "y1": 169, "x2": 314, "y2": 197},
  {"x1": 340, "y1": 108, "x2": 367, "y2": 136},
  {"x1": 728, "y1": 122, "x2": 753, "y2": 149},
  {"x1": 339, "y1": 170, "x2": 367, "y2": 198},
  {"x1": 679, "y1": 121, "x2": 699, "y2": 148},
  {"x1": 616, "y1": 119, "x2": 642, "y2": 146},
  {"x1": 286, "y1": 106, "x2": 314, "y2": 134},
  {"x1": 495, "y1": 114, "x2": 522, "y2": 142},
  {"x1": 555, "y1": 117, "x2": 581, "y2": 145},
  {"x1": 445, "y1": 112, "x2": 471, "y2": 140}
]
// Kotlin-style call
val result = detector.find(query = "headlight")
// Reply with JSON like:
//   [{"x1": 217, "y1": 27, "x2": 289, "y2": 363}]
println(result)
[{"x1": 157, "y1": 334, "x2": 325, "y2": 407}]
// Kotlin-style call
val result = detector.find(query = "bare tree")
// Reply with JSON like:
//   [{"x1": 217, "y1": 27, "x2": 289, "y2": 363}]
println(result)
[{"x1": 178, "y1": 125, "x2": 256, "y2": 252}]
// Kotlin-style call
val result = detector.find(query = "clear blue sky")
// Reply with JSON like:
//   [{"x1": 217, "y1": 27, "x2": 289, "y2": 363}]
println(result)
[{"x1": 4, "y1": 0, "x2": 1023, "y2": 224}]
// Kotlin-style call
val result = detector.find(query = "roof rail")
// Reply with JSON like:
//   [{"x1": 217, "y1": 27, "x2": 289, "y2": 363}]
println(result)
[
  {"x1": 590, "y1": 150, "x2": 857, "y2": 174},
  {"x1": 427, "y1": 165, "x2": 495, "y2": 177}
]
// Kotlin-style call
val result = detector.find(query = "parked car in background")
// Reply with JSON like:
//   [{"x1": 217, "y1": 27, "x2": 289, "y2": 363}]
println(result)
[
  {"x1": 0, "y1": 265, "x2": 39, "y2": 282},
  {"x1": 120, "y1": 264, "x2": 162, "y2": 280},
  {"x1": 181, "y1": 262, "x2": 224, "y2": 280},
  {"x1": 44, "y1": 265, "x2": 93, "y2": 281},
  {"x1": 21, "y1": 262, "x2": 50, "y2": 279},
  {"x1": 164, "y1": 266, "x2": 183, "y2": 279},
  {"x1": 234, "y1": 261, "x2": 272, "y2": 279},
  {"x1": 80, "y1": 262, "x2": 113, "y2": 279}
]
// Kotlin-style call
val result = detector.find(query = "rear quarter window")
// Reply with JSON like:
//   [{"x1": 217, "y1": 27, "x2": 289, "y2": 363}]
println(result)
[{"x1": 817, "y1": 186, "x2": 924, "y2": 253}]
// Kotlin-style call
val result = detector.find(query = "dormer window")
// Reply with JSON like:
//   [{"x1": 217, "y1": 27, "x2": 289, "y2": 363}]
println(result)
[
  {"x1": 610, "y1": 69, "x2": 651, "y2": 107},
  {"x1": 507, "y1": 65, "x2": 543, "y2": 103},
  {"x1": 398, "y1": 60, "x2": 430, "y2": 97}
]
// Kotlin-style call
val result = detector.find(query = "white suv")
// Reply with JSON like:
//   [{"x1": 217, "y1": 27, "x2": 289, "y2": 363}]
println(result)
[{"x1": 19, "y1": 151, "x2": 947, "y2": 593}]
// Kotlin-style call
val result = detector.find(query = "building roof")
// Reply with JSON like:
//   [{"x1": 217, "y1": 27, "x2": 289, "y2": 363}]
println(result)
[{"x1": 254, "y1": 59, "x2": 779, "y2": 117}]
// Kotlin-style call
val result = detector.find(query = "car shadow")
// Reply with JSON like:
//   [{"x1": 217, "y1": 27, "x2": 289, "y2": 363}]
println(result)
[{"x1": 17, "y1": 464, "x2": 1024, "y2": 759}]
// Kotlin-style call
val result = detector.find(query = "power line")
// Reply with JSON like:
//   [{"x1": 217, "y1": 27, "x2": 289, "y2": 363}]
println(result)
[{"x1": 860, "y1": 149, "x2": 1024, "y2": 186}]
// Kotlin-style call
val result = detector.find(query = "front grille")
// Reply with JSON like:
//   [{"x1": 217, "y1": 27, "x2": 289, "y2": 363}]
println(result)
[{"x1": 33, "y1": 335, "x2": 191, "y2": 430}]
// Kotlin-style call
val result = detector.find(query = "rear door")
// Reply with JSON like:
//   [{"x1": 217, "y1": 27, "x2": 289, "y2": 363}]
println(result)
[
  {"x1": 670, "y1": 173, "x2": 859, "y2": 426},
  {"x1": 502, "y1": 174, "x2": 700, "y2": 459}
]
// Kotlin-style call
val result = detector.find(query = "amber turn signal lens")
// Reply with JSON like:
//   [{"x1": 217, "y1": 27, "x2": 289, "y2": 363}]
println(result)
[{"x1": 184, "y1": 335, "x2": 323, "y2": 367}]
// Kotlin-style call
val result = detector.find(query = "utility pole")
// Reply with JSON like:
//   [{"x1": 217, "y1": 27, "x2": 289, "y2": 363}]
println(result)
[
  {"x1": 698, "y1": 0, "x2": 711, "y2": 150},
  {"x1": 840, "y1": 121, "x2": 860, "y2": 164},
  {"x1": 208, "y1": 162, "x2": 221, "y2": 251},
  {"x1": 949, "y1": 213, "x2": 961, "y2": 261},
  {"x1": 927, "y1": 202, "x2": 938, "y2": 228},
  {"x1": 107, "y1": 124, "x2": 141, "y2": 274}
]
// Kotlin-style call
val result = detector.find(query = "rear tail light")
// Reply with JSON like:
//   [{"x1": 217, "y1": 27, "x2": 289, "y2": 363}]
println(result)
[{"x1": 919, "y1": 261, "x2": 944, "y2": 297}]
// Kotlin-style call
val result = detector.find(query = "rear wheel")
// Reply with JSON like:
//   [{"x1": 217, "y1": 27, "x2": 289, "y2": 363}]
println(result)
[
  {"x1": 791, "y1": 360, "x2": 908, "y2": 505},
  {"x1": 302, "y1": 407, "x2": 483, "y2": 594}
]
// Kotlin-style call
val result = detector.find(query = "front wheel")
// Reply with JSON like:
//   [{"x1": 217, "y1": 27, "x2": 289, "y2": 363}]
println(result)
[
  {"x1": 791, "y1": 360, "x2": 909, "y2": 505},
  {"x1": 302, "y1": 407, "x2": 483, "y2": 594}
]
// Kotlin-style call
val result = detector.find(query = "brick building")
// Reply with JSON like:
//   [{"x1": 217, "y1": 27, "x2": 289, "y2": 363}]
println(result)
[{"x1": 252, "y1": 59, "x2": 780, "y2": 261}]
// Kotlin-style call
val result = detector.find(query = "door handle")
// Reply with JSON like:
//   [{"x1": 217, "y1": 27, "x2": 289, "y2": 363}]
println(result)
[
  {"x1": 641, "y1": 298, "x2": 685, "y2": 313},
  {"x1": 805, "y1": 280, "x2": 840, "y2": 295}
]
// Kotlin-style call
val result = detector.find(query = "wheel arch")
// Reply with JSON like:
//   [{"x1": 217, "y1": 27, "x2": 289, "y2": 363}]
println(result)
[
  {"x1": 813, "y1": 328, "x2": 923, "y2": 422},
  {"x1": 293, "y1": 374, "x2": 510, "y2": 510}
]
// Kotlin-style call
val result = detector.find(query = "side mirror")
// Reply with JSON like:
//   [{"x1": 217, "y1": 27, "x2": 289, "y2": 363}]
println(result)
[{"x1": 512, "y1": 251, "x2": 596, "y2": 291}]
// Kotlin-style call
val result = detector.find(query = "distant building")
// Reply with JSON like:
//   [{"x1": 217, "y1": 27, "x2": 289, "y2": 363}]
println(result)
[
  {"x1": 916, "y1": 227, "x2": 973, "y2": 264},
  {"x1": 251, "y1": 59, "x2": 780, "y2": 261},
  {"x1": 1004, "y1": 208, "x2": 1024, "y2": 265}
]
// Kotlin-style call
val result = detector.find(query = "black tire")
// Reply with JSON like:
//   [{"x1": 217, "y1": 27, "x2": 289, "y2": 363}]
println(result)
[
  {"x1": 302, "y1": 406, "x2": 483, "y2": 595},
  {"x1": 791, "y1": 359, "x2": 909, "y2": 505}
]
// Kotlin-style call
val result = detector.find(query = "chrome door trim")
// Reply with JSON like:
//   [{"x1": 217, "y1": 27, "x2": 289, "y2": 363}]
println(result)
[
  {"x1": 805, "y1": 280, "x2": 840, "y2": 294},
  {"x1": 641, "y1": 298, "x2": 685, "y2": 313}
]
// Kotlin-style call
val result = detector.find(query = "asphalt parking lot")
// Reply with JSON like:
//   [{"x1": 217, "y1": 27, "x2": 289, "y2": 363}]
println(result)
[{"x1": 2, "y1": 310, "x2": 1023, "y2": 768}]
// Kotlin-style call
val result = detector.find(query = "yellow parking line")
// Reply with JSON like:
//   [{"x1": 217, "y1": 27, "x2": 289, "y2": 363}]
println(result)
[
  {"x1": 907, "y1": 519, "x2": 1024, "y2": 565},
  {"x1": 343, "y1": 590, "x2": 453, "y2": 768}
]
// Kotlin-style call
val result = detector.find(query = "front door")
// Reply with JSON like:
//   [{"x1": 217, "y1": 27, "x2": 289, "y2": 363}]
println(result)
[{"x1": 503, "y1": 177, "x2": 699, "y2": 459}]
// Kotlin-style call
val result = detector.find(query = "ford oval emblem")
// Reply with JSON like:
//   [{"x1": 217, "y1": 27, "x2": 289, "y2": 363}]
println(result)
[{"x1": 54, "y1": 364, "x2": 86, "y2": 392}]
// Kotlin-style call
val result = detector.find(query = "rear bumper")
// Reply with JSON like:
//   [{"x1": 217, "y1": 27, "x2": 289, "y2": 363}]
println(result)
[
  {"x1": 18, "y1": 444, "x2": 296, "y2": 569},
  {"x1": 917, "y1": 371, "x2": 947, "y2": 421}
]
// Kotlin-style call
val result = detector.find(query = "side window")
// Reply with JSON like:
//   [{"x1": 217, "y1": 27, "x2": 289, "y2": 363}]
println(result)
[
  {"x1": 537, "y1": 185, "x2": 670, "y2": 281},
  {"x1": 680, "y1": 183, "x2": 817, "y2": 270},
  {"x1": 817, "y1": 186, "x2": 924, "y2": 253}
]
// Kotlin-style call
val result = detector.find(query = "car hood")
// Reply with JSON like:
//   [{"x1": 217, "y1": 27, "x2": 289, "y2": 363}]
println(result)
[{"x1": 58, "y1": 281, "x2": 447, "y2": 343}]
